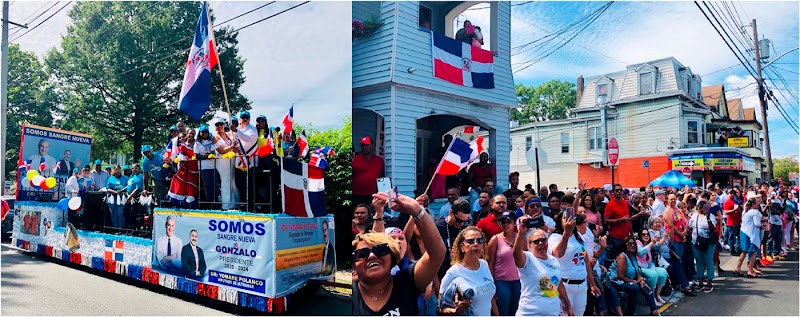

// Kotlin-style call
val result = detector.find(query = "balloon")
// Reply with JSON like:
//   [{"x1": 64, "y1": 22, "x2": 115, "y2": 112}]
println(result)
[
  {"x1": 45, "y1": 177, "x2": 57, "y2": 188},
  {"x1": 68, "y1": 197, "x2": 82, "y2": 211},
  {"x1": 28, "y1": 179, "x2": 34, "y2": 187},
  {"x1": 32, "y1": 175, "x2": 46, "y2": 186},
  {"x1": 58, "y1": 198, "x2": 70, "y2": 210},
  {"x1": 207, "y1": 154, "x2": 215, "y2": 159},
  {"x1": 26, "y1": 170, "x2": 39, "y2": 180},
  {"x1": 40, "y1": 182, "x2": 50, "y2": 190},
  {"x1": 173, "y1": 158, "x2": 180, "y2": 163},
  {"x1": 191, "y1": 156, "x2": 196, "y2": 160},
  {"x1": 162, "y1": 163, "x2": 170, "y2": 168}
]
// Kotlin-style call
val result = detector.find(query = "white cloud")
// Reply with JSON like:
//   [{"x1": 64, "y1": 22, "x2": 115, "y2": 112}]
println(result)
[{"x1": 8, "y1": 1, "x2": 351, "y2": 129}]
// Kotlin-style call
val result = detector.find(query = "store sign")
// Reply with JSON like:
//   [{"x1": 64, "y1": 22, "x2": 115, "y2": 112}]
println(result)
[
  {"x1": 727, "y1": 137, "x2": 749, "y2": 148},
  {"x1": 671, "y1": 158, "x2": 706, "y2": 171},
  {"x1": 712, "y1": 158, "x2": 742, "y2": 171}
]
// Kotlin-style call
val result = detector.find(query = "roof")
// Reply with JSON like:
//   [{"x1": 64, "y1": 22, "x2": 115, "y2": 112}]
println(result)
[
  {"x1": 744, "y1": 107, "x2": 756, "y2": 121},
  {"x1": 726, "y1": 98, "x2": 743, "y2": 120},
  {"x1": 702, "y1": 84, "x2": 724, "y2": 109}
]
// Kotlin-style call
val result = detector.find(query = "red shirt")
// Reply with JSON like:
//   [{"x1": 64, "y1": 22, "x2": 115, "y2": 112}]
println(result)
[
  {"x1": 1, "y1": 200, "x2": 9, "y2": 221},
  {"x1": 468, "y1": 163, "x2": 496, "y2": 189},
  {"x1": 476, "y1": 215, "x2": 503, "y2": 238},
  {"x1": 605, "y1": 198, "x2": 631, "y2": 239},
  {"x1": 352, "y1": 153, "x2": 385, "y2": 196},
  {"x1": 723, "y1": 198, "x2": 742, "y2": 226}
]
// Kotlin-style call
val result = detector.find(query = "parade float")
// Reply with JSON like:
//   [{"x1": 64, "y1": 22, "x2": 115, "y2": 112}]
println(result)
[{"x1": 11, "y1": 124, "x2": 337, "y2": 314}]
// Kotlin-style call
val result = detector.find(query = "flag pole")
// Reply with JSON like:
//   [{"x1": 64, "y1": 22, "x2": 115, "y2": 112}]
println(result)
[
  {"x1": 423, "y1": 136, "x2": 456, "y2": 195},
  {"x1": 206, "y1": 2, "x2": 232, "y2": 124}
]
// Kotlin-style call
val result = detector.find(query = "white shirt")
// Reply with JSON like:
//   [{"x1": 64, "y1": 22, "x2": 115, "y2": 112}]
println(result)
[
  {"x1": 517, "y1": 253, "x2": 561, "y2": 316},
  {"x1": 741, "y1": 209, "x2": 763, "y2": 246},
  {"x1": 523, "y1": 215, "x2": 556, "y2": 241},
  {"x1": 194, "y1": 139, "x2": 221, "y2": 170},
  {"x1": 689, "y1": 213, "x2": 718, "y2": 244},
  {"x1": 651, "y1": 199, "x2": 666, "y2": 218},
  {"x1": 191, "y1": 244, "x2": 200, "y2": 272},
  {"x1": 548, "y1": 233, "x2": 589, "y2": 280},
  {"x1": 439, "y1": 259, "x2": 496, "y2": 317},
  {"x1": 156, "y1": 234, "x2": 183, "y2": 262},
  {"x1": 236, "y1": 124, "x2": 258, "y2": 168},
  {"x1": 91, "y1": 170, "x2": 110, "y2": 190},
  {"x1": 65, "y1": 176, "x2": 80, "y2": 198}
]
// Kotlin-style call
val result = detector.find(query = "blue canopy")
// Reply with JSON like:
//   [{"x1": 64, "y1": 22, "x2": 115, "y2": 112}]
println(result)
[{"x1": 649, "y1": 170, "x2": 697, "y2": 188}]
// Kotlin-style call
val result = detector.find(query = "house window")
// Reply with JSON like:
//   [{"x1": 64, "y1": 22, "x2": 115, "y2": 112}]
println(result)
[
  {"x1": 419, "y1": 4, "x2": 432, "y2": 30},
  {"x1": 588, "y1": 127, "x2": 602, "y2": 151},
  {"x1": 561, "y1": 133, "x2": 569, "y2": 153},
  {"x1": 525, "y1": 136, "x2": 532, "y2": 152},
  {"x1": 687, "y1": 120, "x2": 701, "y2": 144},
  {"x1": 639, "y1": 72, "x2": 654, "y2": 95}
]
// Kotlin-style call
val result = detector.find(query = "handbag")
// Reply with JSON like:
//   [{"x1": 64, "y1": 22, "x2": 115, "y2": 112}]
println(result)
[{"x1": 694, "y1": 215, "x2": 712, "y2": 252}]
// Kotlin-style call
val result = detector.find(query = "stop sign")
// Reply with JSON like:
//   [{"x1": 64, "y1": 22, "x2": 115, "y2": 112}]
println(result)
[
  {"x1": 682, "y1": 167, "x2": 692, "y2": 177},
  {"x1": 608, "y1": 137, "x2": 619, "y2": 166}
]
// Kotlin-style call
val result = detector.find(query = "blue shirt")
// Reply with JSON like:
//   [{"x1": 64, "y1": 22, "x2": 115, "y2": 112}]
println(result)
[
  {"x1": 127, "y1": 173, "x2": 144, "y2": 194},
  {"x1": 106, "y1": 176, "x2": 125, "y2": 191},
  {"x1": 118, "y1": 175, "x2": 130, "y2": 188},
  {"x1": 141, "y1": 149, "x2": 166, "y2": 173}
]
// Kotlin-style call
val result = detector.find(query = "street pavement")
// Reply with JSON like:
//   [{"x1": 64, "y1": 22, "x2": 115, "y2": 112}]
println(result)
[
  {"x1": 1, "y1": 244, "x2": 350, "y2": 316},
  {"x1": 663, "y1": 247, "x2": 799, "y2": 316}
]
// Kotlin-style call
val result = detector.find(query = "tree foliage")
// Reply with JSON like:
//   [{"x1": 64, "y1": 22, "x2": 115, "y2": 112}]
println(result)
[
  {"x1": 512, "y1": 80, "x2": 577, "y2": 124},
  {"x1": 45, "y1": 1, "x2": 249, "y2": 162},
  {"x1": 295, "y1": 117, "x2": 352, "y2": 266},
  {"x1": 3, "y1": 44, "x2": 57, "y2": 180},
  {"x1": 773, "y1": 156, "x2": 799, "y2": 183}
]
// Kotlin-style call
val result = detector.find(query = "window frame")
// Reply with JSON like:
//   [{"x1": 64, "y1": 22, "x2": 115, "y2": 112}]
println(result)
[
  {"x1": 639, "y1": 71, "x2": 654, "y2": 95},
  {"x1": 588, "y1": 127, "x2": 602, "y2": 151},
  {"x1": 685, "y1": 119, "x2": 705, "y2": 145},
  {"x1": 561, "y1": 133, "x2": 569, "y2": 154},
  {"x1": 525, "y1": 136, "x2": 532, "y2": 152}
]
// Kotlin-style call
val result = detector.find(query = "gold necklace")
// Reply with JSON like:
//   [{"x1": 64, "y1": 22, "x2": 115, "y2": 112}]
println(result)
[{"x1": 360, "y1": 280, "x2": 391, "y2": 301}]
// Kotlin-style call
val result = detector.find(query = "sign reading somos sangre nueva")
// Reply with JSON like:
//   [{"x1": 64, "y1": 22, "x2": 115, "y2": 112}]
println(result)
[
  {"x1": 16, "y1": 124, "x2": 92, "y2": 201},
  {"x1": 151, "y1": 209, "x2": 335, "y2": 297}
]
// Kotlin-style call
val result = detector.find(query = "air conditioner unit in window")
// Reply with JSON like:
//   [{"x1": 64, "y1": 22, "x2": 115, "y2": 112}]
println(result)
[{"x1": 591, "y1": 162, "x2": 603, "y2": 169}]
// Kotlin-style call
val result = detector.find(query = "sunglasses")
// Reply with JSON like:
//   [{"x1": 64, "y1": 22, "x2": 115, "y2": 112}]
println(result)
[
  {"x1": 454, "y1": 217, "x2": 469, "y2": 224},
  {"x1": 353, "y1": 243, "x2": 391, "y2": 261},
  {"x1": 529, "y1": 203, "x2": 541, "y2": 208},
  {"x1": 641, "y1": 232, "x2": 650, "y2": 236},
  {"x1": 463, "y1": 237, "x2": 486, "y2": 245},
  {"x1": 626, "y1": 241, "x2": 636, "y2": 246},
  {"x1": 529, "y1": 238, "x2": 547, "y2": 245}
]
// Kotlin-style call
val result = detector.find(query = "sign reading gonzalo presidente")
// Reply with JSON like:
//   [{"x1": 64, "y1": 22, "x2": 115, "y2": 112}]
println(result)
[{"x1": 151, "y1": 209, "x2": 275, "y2": 296}]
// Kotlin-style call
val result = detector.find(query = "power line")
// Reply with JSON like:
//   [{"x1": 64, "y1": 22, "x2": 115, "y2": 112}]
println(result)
[
  {"x1": 694, "y1": 2, "x2": 758, "y2": 80},
  {"x1": 216, "y1": 1, "x2": 276, "y2": 26},
  {"x1": 10, "y1": 1, "x2": 72, "y2": 42},
  {"x1": 702, "y1": 2, "x2": 758, "y2": 76},
  {"x1": 8, "y1": 1, "x2": 56, "y2": 37}
]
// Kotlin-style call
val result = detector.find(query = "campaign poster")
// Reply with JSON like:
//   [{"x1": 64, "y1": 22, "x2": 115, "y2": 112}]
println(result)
[
  {"x1": 20, "y1": 210, "x2": 41, "y2": 236},
  {"x1": 273, "y1": 216, "x2": 336, "y2": 297},
  {"x1": 16, "y1": 124, "x2": 92, "y2": 201},
  {"x1": 151, "y1": 209, "x2": 275, "y2": 296}
]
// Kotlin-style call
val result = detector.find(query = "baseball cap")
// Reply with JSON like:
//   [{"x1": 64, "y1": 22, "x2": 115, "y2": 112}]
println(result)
[
  {"x1": 213, "y1": 117, "x2": 226, "y2": 125},
  {"x1": 141, "y1": 145, "x2": 152, "y2": 153},
  {"x1": 231, "y1": 117, "x2": 239, "y2": 122},
  {"x1": 500, "y1": 211, "x2": 516, "y2": 221},
  {"x1": 94, "y1": 160, "x2": 102, "y2": 165},
  {"x1": 360, "y1": 136, "x2": 373, "y2": 145},
  {"x1": 169, "y1": 125, "x2": 177, "y2": 131},
  {"x1": 654, "y1": 189, "x2": 666, "y2": 195},
  {"x1": 257, "y1": 114, "x2": 267, "y2": 122},
  {"x1": 527, "y1": 198, "x2": 542, "y2": 206},
  {"x1": 123, "y1": 165, "x2": 131, "y2": 170},
  {"x1": 239, "y1": 110, "x2": 250, "y2": 119},
  {"x1": 198, "y1": 124, "x2": 210, "y2": 132},
  {"x1": 72, "y1": 168, "x2": 79, "y2": 174},
  {"x1": 384, "y1": 227, "x2": 404, "y2": 236}
]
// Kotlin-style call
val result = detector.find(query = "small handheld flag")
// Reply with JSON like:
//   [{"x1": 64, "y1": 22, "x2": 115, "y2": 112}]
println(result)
[
  {"x1": 297, "y1": 131, "x2": 309, "y2": 157},
  {"x1": 282, "y1": 105, "x2": 294, "y2": 133},
  {"x1": 18, "y1": 161, "x2": 27, "y2": 174},
  {"x1": 309, "y1": 152, "x2": 329, "y2": 169},
  {"x1": 52, "y1": 161, "x2": 62, "y2": 173},
  {"x1": 177, "y1": 2, "x2": 219, "y2": 121}
]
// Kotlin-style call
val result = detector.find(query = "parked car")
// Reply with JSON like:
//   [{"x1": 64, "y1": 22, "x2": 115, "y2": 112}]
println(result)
[{"x1": 2, "y1": 196, "x2": 15, "y2": 242}]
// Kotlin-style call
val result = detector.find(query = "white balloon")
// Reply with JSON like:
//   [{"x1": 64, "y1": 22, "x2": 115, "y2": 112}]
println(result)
[
  {"x1": 68, "y1": 197, "x2": 82, "y2": 210},
  {"x1": 32, "y1": 175, "x2": 46, "y2": 186}
]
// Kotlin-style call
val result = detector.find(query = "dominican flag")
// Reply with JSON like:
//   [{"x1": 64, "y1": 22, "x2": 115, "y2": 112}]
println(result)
[
  {"x1": 461, "y1": 126, "x2": 482, "y2": 134},
  {"x1": 104, "y1": 239, "x2": 124, "y2": 262},
  {"x1": 315, "y1": 146, "x2": 335, "y2": 157},
  {"x1": 431, "y1": 31, "x2": 494, "y2": 89},
  {"x1": 309, "y1": 152, "x2": 329, "y2": 169},
  {"x1": 434, "y1": 136, "x2": 484, "y2": 176},
  {"x1": 18, "y1": 161, "x2": 27, "y2": 174},
  {"x1": 178, "y1": 2, "x2": 219, "y2": 121},
  {"x1": 52, "y1": 161, "x2": 62, "y2": 173},
  {"x1": 281, "y1": 158, "x2": 327, "y2": 217},
  {"x1": 282, "y1": 105, "x2": 294, "y2": 133},
  {"x1": 296, "y1": 131, "x2": 309, "y2": 157},
  {"x1": 39, "y1": 157, "x2": 46, "y2": 172}
]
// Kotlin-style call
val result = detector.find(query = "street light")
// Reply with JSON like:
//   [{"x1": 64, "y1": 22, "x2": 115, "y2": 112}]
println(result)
[{"x1": 762, "y1": 47, "x2": 799, "y2": 70}]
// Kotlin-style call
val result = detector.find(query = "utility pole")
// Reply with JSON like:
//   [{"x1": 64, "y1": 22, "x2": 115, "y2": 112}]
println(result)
[
  {"x1": 1, "y1": 1, "x2": 27, "y2": 196},
  {"x1": 751, "y1": 19, "x2": 773, "y2": 181}
]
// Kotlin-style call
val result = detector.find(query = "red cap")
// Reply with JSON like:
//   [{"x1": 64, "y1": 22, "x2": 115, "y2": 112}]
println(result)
[{"x1": 360, "y1": 136, "x2": 373, "y2": 145}]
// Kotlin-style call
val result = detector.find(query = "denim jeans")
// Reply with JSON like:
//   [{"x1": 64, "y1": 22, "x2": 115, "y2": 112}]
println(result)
[
  {"x1": 768, "y1": 224, "x2": 783, "y2": 255},
  {"x1": 417, "y1": 293, "x2": 438, "y2": 316},
  {"x1": 494, "y1": 279, "x2": 521, "y2": 316},
  {"x1": 726, "y1": 225, "x2": 741, "y2": 254},
  {"x1": 613, "y1": 281, "x2": 658, "y2": 315},
  {"x1": 606, "y1": 236, "x2": 626, "y2": 260},
  {"x1": 693, "y1": 244, "x2": 716, "y2": 281},
  {"x1": 666, "y1": 254, "x2": 690, "y2": 289}
]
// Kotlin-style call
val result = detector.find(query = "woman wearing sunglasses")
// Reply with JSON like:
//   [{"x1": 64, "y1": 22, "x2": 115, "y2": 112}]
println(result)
[
  {"x1": 521, "y1": 198, "x2": 556, "y2": 241},
  {"x1": 513, "y1": 221, "x2": 572, "y2": 316},
  {"x1": 487, "y1": 212, "x2": 521, "y2": 316},
  {"x1": 438, "y1": 226, "x2": 497, "y2": 316},
  {"x1": 352, "y1": 192, "x2": 445, "y2": 316},
  {"x1": 549, "y1": 212, "x2": 601, "y2": 316},
  {"x1": 613, "y1": 236, "x2": 660, "y2": 316}
]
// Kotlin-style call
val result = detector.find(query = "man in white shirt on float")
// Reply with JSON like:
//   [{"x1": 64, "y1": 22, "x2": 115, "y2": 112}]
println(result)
[{"x1": 233, "y1": 110, "x2": 258, "y2": 212}]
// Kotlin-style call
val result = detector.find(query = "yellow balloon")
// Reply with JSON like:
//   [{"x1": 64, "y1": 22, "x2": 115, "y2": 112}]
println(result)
[
  {"x1": 26, "y1": 170, "x2": 39, "y2": 180},
  {"x1": 207, "y1": 154, "x2": 215, "y2": 159},
  {"x1": 162, "y1": 163, "x2": 170, "y2": 168},
  {"x1": 173, "y1": 157, "x2": 180, "y2": 163},
  {"x1": 45, "y1": 177, "x2": 57, "y2": 188},
  {"x1": 191, "y1": 156, "x2": 196, "y2": 160}
]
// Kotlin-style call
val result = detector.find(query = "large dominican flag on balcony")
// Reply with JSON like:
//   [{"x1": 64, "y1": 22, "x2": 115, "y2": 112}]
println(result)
[{"x1": 431, "y1": 31, "x2": 494, "y2": 89}]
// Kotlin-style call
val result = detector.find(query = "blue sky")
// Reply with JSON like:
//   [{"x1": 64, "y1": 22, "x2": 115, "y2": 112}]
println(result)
[
  {"x1": 7, "y1": 1, "x2": 351, "y2": 130},
  {"x1": 462, "y1": 1, "x2": 798, "y2": 158}
]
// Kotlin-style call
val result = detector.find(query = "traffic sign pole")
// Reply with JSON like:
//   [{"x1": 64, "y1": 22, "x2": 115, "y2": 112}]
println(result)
[{"x1": 608, "y1": 137, "x2": 619, "y2": 186}]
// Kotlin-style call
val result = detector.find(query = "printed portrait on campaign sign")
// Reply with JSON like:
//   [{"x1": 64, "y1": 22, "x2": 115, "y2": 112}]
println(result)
[
  {"x1": 274, "y1": 216, "x2": 336, "y2": 297},
  {"x1": 16, "y1": 124, "x2": 92, "y2": 201},
  {"x1": 151, "y1": 209, "x2": 275, "y2": 296}
]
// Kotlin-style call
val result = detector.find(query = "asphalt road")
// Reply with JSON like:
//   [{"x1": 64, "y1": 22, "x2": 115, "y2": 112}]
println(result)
[
  {"x1": 1, "y1": 245, "x2": 350, "y2": 316},
  {"x1": 663, "y1": 247, "x2": 799, "y2": 316}
]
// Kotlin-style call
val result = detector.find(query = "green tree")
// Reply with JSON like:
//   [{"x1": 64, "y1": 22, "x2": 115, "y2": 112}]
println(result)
[
  {"x1": 3, "y1": 44, "x2": 57, "y2": 180},
  {"x1": 512, "y1": 80, "x2": 577, "y2": 124},
  {"x1": 295, "y1": 116, "x2": 352, "y2": 267},
  {"x1": 45, "y1": 1, "x2": 249, "y2": 162},
  {"x1": 773, "y1": 156, "x2": 799, "y2": 182}
]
